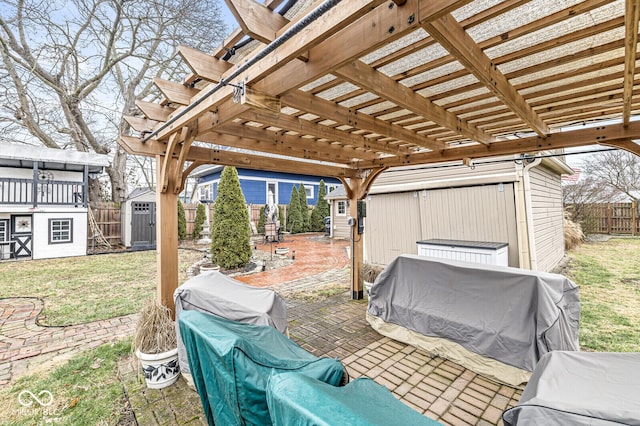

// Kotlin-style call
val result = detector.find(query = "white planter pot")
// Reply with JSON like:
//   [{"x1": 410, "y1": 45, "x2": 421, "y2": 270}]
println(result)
[
  {"x1": 136, "y1": 348, "x2": 180, "y2": 389},
  {"x1": 365, "y1": 281, "x2": 374, "y2": 295},
  {"x1": 199, "y1": 264, "x2": 220, "y2": 273}
]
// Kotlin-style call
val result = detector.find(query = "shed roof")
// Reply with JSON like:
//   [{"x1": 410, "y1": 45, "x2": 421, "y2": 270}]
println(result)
[
  {"x1": 119, "y1": 0, "x2": 640, "y2": 197},
  {"x1": 0, "y1": 142, "x2": 109, "y2": 173}
]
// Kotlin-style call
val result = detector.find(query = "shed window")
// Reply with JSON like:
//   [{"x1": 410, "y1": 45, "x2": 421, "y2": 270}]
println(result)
[
  {"x1": 305, "y1": 186, "x2": 313, "y2": 199},
  {"x1": 199, "y1": 184, "x2": 212, "y2": 202},
  {"x1": 0, "y1": 220, "x2": 7, "y2": 241},
  {"x1": 49, "y1": 218, "x2": 73, "y2": 244},
  {"x1": 337, "y1": 201, "x2": 346, "y2": 216}
]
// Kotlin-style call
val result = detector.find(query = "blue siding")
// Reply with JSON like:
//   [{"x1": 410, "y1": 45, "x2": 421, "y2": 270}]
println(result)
[
  {"x1": 197, "y1": 167, "x2": 341, "y2": 206},
  {"x1": 241, "y1": 179, "x2": 266, "y2": 204}
]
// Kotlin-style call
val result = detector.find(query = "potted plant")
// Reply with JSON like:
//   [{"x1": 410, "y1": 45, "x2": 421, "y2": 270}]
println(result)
[
  {"x1": 133, "y1": 298, "x2": 180, "y2": 389},
  {"x1": 362, "y1": 263, "x2": 384, "y2": 295}
]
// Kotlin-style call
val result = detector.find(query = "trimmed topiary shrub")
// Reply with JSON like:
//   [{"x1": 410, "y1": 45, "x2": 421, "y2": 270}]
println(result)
[
  {"x1": 192, "y1": 203, "x2": 206, "y2": 240},
  {"x1": 211, "y1": 167, "x2": 252, "y2": 269},
  {"x1": 258, "y1": 206, "x2": 266, "y2": 234},
  {"x1": 288, "y1": 186, "x2": 303, "y2": 233},
  {"x1": 298, "y1": 183, "x2": 310, "y2": 232},
  {"x1": 310, "y1": 180, "x2": 330, "y2": 232},
  {"x1": 177, "y1": 200, "x2": 187, "y2": 241}
]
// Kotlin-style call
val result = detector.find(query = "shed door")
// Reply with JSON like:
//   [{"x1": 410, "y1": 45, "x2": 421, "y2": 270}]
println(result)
[
  {"x1": 131, "y1": 202, "x2": 156, "y2": 250},
  {"x1": 11, "y1": 215, "x2": 33, "y2": 258}
]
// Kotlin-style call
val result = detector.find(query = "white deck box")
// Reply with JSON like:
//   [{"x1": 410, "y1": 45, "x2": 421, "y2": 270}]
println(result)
[{"x1": 416, "y1": 239, "x2": 509, "y2": 267}]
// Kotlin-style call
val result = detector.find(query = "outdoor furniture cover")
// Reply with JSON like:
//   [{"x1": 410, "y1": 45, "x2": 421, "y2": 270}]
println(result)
[
  {"x1": 266, "y1": 373, "x2": 443, "y2": 426},
  {"x1": 503, "y1": 351, "x2": 640, "y2": 425},
  {"x1": 367, "y1": 255, "x2": 580, "y2": 386},
  {"x1": 174, "y1": 270, "x2": 287, "y2": 375},
  {"x1": 178, "y1": 310, "x2": 345, "y2": 426}
]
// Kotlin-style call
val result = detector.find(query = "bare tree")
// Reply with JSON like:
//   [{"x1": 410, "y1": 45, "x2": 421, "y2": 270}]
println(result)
[
  {"x1": 0, "y1": 0, "x2": 227, "y2": 202},
  {"x1": 584, "y1": 150, "x2": 640, "y2": 203},
  {"x1": 563, "y1": 175, "x2": 617, "y2": 233}
]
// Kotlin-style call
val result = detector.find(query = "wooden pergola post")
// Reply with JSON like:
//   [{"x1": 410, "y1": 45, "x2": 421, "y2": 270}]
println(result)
[
  {"x1": 342, "y1": 168, "x2": 387, "y2": 300},
  {"x1": 346, "y1": 178, "x2": 364, "y2": 300},
  {"x1": 156, "y1": 155, "x2": 180, "y2": 317}
]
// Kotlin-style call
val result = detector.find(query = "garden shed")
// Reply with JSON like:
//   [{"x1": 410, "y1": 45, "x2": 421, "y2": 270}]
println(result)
[
  {"x1": 121, "y1": 187, "x2": 156, "y2": 250},
  {"x1": 362, "y1": 156, "x2": 572, "y2": 271},
  {"x1": 118, "y1": 0, "x2": 640, "y2": 312}
]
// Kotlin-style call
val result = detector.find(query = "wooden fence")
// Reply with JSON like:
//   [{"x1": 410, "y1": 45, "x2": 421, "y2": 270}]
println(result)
[
  {"x1": 88, "y1": 203, "x2": 295, "y2": 249},
  {"x1": 568, "y1": 202, "x2": 640, "y2": 235},
  {"x1": 88, "y1": 202, "x2": 121, "y2": 249}
]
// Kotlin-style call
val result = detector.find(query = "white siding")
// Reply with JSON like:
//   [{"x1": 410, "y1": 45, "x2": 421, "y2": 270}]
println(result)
[
  {"x1": 330, "y1": 200, "x2": 350, "y2": 239},
  {"x1": 364, "y1": 191, "x2": 422, "y2": 265},
  {"x1": 371, "y1": 160, "x2": 518, "y2": 193},
  {"x1": 529, "y1": 166, "x2": 565, "y2": 272},
  {"x1": 32, "y1": 210, "x2": 88, "y2": 259},
  {"x1": 365, "y1": 184, "x2": 519, "y2": 267}
]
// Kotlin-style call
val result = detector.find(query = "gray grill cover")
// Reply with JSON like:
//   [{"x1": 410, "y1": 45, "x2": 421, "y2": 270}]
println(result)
[
  {"x1": 174, "y1": 271, "x2": 287, "y2": 374},
  {"x1": 503, "y1": 351, "x2": 640, "y2": 425},
  {"x1": 367, "y1": 255, "x2": 580, "y2": 372}
]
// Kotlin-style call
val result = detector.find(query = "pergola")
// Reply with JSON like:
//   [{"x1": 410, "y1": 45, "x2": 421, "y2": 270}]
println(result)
[{"x1": 119, "y1": 0, "x2": 640, "y2": 315}]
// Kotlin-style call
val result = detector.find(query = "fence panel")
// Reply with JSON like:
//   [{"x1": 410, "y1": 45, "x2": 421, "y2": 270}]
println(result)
[
  {"x1": 89, "y1": 202, "x2": 121, "y2": 249},
  {"x1": 576, "y1": 202, "x2": 639, "y2": 235}
]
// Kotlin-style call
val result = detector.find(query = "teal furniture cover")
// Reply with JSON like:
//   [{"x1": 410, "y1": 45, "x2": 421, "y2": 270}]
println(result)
[
  {"x1": 178, "y1": 310, "x2": 345, "y2": 425},
  {"x1": 267, "y1": 373, "x2": 443, "y2": 426}
]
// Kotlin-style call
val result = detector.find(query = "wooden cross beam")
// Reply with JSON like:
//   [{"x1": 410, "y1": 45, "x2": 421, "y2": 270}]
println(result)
[
  {"x1": 355, "y1": 120, "x2": 640, "y2": 168},
  {"x1": 335, "y1": 60, "x2": 495, "y2": 145},
  {"x1": 422, "y1": 13, "x2": 550, "y2": 138}
]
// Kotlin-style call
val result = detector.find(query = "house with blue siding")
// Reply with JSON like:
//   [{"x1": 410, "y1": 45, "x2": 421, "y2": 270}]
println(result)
[{"x1": 192, "y1": 166, "x2": 341, "y2": 206}]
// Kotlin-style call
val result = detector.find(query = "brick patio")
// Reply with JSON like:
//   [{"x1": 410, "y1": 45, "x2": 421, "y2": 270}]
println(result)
[{"x1": 120, "y1": 288, "x2": 521, "y2": 425}]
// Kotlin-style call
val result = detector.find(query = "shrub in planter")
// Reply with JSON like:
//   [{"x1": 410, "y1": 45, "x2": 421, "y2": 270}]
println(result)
[
  {"x1": 133, "y1": 298, "x2": 180, "y2": 389},
  {"x1": 193, "y1": 203, "x2": 206, "y2": 240}
]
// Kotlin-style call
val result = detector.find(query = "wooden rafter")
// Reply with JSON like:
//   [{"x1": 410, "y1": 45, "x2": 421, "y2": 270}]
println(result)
[
  {"x1": 356, "y1": 121, "x2": 640, "y2": 168},
  {"x1": 178, "y1": 45, "x2": 232, "y2": 83},
  {"x1": 335, "y1": 61, "x2": 495, "y2": 145},
  {"x1": 120, "y1": 135, "x2": 357, "y2": 178},
  {"x1": 422, "y1": 14, "x2": 549, "y2": 138},
  {"x1": 623, "y1": 0, "x2": 640, "y2": 126},
  {"x1": 281, "y1": 91, "x2": 444, "y2": 151},
  {"x1": 154, "y1": 78, "x2": 200, "y2": 106},
  {"x1": 225, "y1": 0, "x2": 289, "y2": 44},
  {"x1": 238, "y1": 109, "x2": 410, "y2": 156}
]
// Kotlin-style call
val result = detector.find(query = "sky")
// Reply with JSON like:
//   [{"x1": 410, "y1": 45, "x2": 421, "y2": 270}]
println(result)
[{"x1": 220, "y1": 2, "x2": 239, "y2": 35}]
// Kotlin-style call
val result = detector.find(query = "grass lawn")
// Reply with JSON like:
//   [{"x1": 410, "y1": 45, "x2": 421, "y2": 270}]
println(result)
[
  {"x1": 0, "y1": 340, "x2": 132, "y2": 426},
  {"x1": 564, "y1": 237, "x2": 640, "y2": 352},
  {"x1": 0, "y1": 248, "x2": 203, "y2": 326}
]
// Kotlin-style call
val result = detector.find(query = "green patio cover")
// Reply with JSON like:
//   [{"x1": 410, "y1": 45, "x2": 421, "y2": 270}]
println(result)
[
  {"x1": 178, "y1": 310, "x2": 345, "y2": 425},
  {"x1": 266, "y1": 373, "x2": 443, "y2": 426}
]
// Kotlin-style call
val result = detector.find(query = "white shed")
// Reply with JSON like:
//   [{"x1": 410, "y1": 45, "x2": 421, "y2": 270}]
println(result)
[{"x1": 121, "y1": 187, "x2": 156, "y2": 249}]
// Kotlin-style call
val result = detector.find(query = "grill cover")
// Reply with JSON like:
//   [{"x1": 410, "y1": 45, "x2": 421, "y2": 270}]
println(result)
[
  {"x1": 503, "y1": 351, "x2": 640, "y2": 425},
  {"x1": 174, "y1": 270, "x2": 287, "y2": 375},
  {"x1": 367, "y1": 255, "x2": 580, "y2": 383},
  {"x1": 179, "y1": 311, "x2": 344, "y2": 426},
  {"x1": 267, "y1": 373, "x2": 442, "y2": 426}
]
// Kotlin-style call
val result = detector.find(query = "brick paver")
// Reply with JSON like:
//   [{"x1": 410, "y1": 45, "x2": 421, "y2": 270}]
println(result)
[
  {"x1": 0, "y1": 297, "x2": 137, "y2": 387},
  {"x1": 2, "y1": 235, "x2": 522, "y2": 424}
]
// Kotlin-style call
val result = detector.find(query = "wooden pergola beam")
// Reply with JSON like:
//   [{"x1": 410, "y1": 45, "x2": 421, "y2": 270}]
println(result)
[
  {"x1": 178, "y1": 45, "x2": 233, "y2": 83},
  {"x1": 422, "y1": 14, "x2": 550, "y2": 138},
  {"x1": 135, "y1": 100, "x2": 175, "y2": 122},
  {"x1": 213, "y1": 122, "x2": 379, "y2": 162},
  {"x1": 623, "y1": 0, "x2": 640, "y2": 126},
  {"x1": 356, "y1": 121, "x2": 640, "y2": 168},
  {"x1": 225, "y1": 0, "x2": 289, "y2": 44},
  {"x1": 282, "y1": 91, "x2": 444, "y2": 151},
  {"x1": 335, "y1": 61, "x2": 495, "y2": 145},
  {"x1": 120, "y1": 135, "x2": 358, "y2": 178},
  {"x1": 154, "y1": 0, "x2": 394, "y2": 141},
  {"x1": 154, "y1": 78, "x2": 200, "y2": 106},
  {"x1": 237, "y1": 109, "x2": 409, "y2": 156}
]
